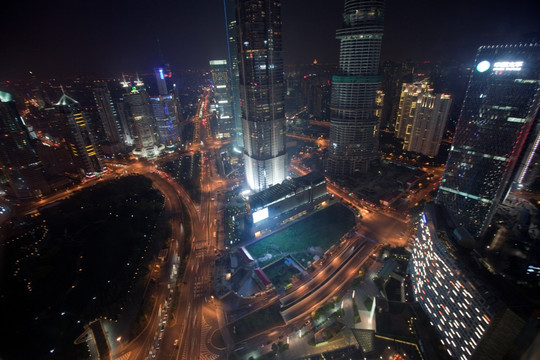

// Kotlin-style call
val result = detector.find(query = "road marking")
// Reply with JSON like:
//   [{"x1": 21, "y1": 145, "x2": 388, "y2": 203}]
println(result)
[
  {"x1": 200, "y1": 315, "x2": 219, "y2": 360},
  {"x1": 114, "y1": 351, "x2": 132, "y2": 360}
]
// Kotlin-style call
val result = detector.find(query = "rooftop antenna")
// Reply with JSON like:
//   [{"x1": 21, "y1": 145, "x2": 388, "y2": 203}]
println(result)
[{"x1": 157, "y1": 37, "x2": 164, "y2": 64}]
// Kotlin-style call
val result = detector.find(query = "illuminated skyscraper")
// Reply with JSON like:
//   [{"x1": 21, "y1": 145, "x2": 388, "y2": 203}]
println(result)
[
  {"x1": 150, "y1": 66, "x2": 181, "y2": 148},
  {"x1": 149, "y1": 94, "x2": 180, "y2": 148},
  {"x1": 236, "y1": 0, "x2": 287, "y2": 191},
  {"x1": 327, "y1": 0, "x2": 385, "y2": 176},
  {"x1": 395, "y1": 82, "x2": 431, "y2": 140},
  {"x1": 0, "y1": 91, "x2": 50, "y2": 198},
  {"x1": 223, "y1": 0, "x2": 243, "y2": 146},
  {"x1": 93, "y1": 82, "x2": 125, "y2": 154},
  {"x1": 395, "y1": 82, "x2": 451, "y2": 156},
  {"x1": 410, "y1": 203, "x2": 525, "y2": 360},
  {"x1": 54, "y1": 90, "x2": 104, "y2": 177},
  {"x1": 210, "y1": 59, "x2": 234, "y2": 139},
  {"x1": 437, "y1": 44, "x2": 540, "y2": 238},
  {"x1": 121, "y1": 78, "x2": 160, "y2": 158}
]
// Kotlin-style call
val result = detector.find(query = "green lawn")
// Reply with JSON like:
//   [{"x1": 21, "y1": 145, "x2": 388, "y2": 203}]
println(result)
[
  {"x1": 247, "y1": 203, "x2": 355, "y2": 267},
  {"x1": 229, "y1": 303, "x2": 284, "y2": 342},
  {"x1": 263, "y1": 257, "x2": 301, "y2": 289}
]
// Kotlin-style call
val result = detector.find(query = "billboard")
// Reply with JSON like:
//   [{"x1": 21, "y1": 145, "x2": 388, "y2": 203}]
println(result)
[{"x1": 253, "y1": 207, "x2": 269, "y2": 223}]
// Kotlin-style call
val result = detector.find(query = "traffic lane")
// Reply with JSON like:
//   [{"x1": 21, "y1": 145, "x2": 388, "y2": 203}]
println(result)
[
  {"x1": 280, "y1": 236, "x2": 366, "y2": 307},
  {"x1": 281, "y1": 242, "x2": 378, "y2": 322}
]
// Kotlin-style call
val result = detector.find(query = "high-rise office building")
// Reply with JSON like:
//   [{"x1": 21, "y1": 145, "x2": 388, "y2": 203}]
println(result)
[
  {"x1": 115, "y1": 100, "x2": 135, "y2": 146},
  {"x1": 210, "y1": 59, "x2": 235, "y2": 139},
  {"x1": 236, "y1": 0, "x2": 287, "y2": 191},
  {"x1": 327, "y1": 0, "x2": 385, "y2": 176},
  {"x1": 0, "y1": 91, "x2": 50, "y2": 198},
  {"x1": 395, "y1": 82, "x2": 451, "y2": 156},
  {"x1": 395, "y1": 82, "x2": 431, "y2": 140},
  {"x1": 54, "y1": 91, "x2": 105, "y2": 177},
  {"x1": 93, "y1": 82, "x2": 125, "y2": 154},
  {"x1": 151, "y1": 66, "x2": 182, "y2": 148},
  {"x1": 223, "y1": 0, "x2": 243, "y2": 147},
  {"x1": 149, "y1": 94, "x2": 180, "y2": 148},
  {"x1": 405, "y1": 92, "x2": 451, "y2": 156},
  {"x1": 437, "y1": 44, "x2": 540, "y2": 238},
  {"x1": 121, "y1": 79, "x2": 160, "y2": 158},
  {"x1": 410, "y1": 203, "x2": 524, "y2": 360}
]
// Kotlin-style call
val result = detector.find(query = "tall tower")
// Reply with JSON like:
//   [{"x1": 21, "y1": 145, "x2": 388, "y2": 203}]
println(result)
[
  {"x1": 405, "y1": 92, "x2": 451, "y2": 156},
  {"x1": 210, "y1": 59, "x2": 234, "y2": 139},
  {"x1": 237, "y1": 0, "x2": 287, "y2": 191},
  {"x1": 0, "y1": 91, "x2": 50, "y2": 198},
  {"x1": 149, "y1": 94, "x2": 180, "y2": 149},
  {"x1": 395, "y1": 82, "x2": 452, "y2": 156},
  {"x1": 327, "y1": 0, "x2": 385, "y2": 177},
  {"x1": 395, "y1": 82, "x2": 431, "y2": 140},
  {"x1": 154, "y1": 66, "x2": 169, "y2": 96},
  {"x1": 437, "y1": 43, "x2": 540, "y2": 238},
  {"x1": 93, "y1": 82, "x2": 125, "y2": 154},
  {"x1": 224, "y1": 0, "x2": 243, "y2": 147},
  {"x1": 54, "y1": 90, "x2": 104, "y2": 177},
  {"x1": 121, "y1": 78, "x2": 159, "y2": 158}
]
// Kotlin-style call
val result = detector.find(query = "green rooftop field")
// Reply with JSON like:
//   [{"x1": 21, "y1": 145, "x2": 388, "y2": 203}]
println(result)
[{"x1": 246, "y1": 203, "x2": 356, "y2": 268}]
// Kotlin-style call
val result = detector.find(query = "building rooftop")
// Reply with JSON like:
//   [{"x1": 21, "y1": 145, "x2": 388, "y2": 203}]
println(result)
[{"x1": 249, "y1": 171, "x2": 326, "y2": 210}]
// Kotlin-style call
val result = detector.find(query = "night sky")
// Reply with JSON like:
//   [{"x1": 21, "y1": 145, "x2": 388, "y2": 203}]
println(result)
[{"x1": 2, "y1": 0, "x2": 539, "y2": 80}]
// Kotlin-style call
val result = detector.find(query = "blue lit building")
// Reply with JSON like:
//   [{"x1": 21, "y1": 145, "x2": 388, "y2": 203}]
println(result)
[
  {"x1": 150, "y1": 95, "x2": 180, "y2": 148},
  {"x1": 437, "y1": 43, "x2": 540, "y2": 238}
]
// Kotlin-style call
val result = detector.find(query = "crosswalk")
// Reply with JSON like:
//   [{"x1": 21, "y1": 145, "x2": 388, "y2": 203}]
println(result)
[
  {"x1": 199, "y1": 315, "x2": 219, "y2": 360},
  {"x1": 194, "y1": 275, "x2": 211, "y2": 299},
  {"x1": 114, "y1": 351, "x2": 131, "y2": 360}
]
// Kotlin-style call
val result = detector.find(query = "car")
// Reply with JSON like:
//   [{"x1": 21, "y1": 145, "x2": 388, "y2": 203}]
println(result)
[{"x1": 173, "y1": 339, "x2": 179, "y2": 347}]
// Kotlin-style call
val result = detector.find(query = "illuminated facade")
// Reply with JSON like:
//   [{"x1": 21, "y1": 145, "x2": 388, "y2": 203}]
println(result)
[
  {"x1": 210, "y1": 59, "x2": 235, "y2": 138},
  {"x1": 404, "y1": 92, "x2": 451, "y2": 156},
  {"x1": 327, "y1": 0, "x2": 385, "y2": 176},
  {"x1": 437, "y1": 44, "x2": 540, "y2": 238},
  {"x1": 0, "y1": 91, "x2": 50, "y2": 198},
  {"x1": 237, "y1": 0, "x2": 287, "y2": 191},
  {"x1": 248, "y1": 172, "x2": 328, "y2": 233},
  {"x1": 395, "y1": 82, "x2": 431, "y2": 140},
  {"x1": 54, "y1": 91, "x2": 104, "y2": 177},
  {"x1": 410, "y1": 203, "x2": 494, "y2": 360},
  {"x1": 149, "y1": 95, "x2": 180, "y2": 148},
  {"x1": 120, "y1": 78, "x2": 161, "y2": 158},
  {"x1": 223, "y1": 0, "x2": 243, "y2": 146}
]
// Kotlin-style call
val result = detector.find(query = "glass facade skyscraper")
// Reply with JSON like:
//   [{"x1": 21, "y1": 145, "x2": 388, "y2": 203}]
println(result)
[
  {"x1": 93, "y1": 82, "x2": 125, "y2": 153},
  {"x1": 437, "y1": 44, "x2": 540, "y2": 238},
  {"x1": 150, "y1": 95, "x2": 180, "y2": 149},
  {"x1": 327, "y1": 0, "x2": 385, "y2": 177},
  {"x1": 224, "y1": 0, "x2": 243, "y2": 147},
  {"x1": 410, "y1": 203, "x2": 496, "y2": 360},
  {"x1": 210, "y1": 59, "x2": 235, "y2": 139},
  {"x1": 236, "y1": 0, "x2": 287, "y2": 191},
  {"x1": 54, "y1": 91, "x2": 105, "y2": 177},
  {"x1": 0, "y1": 91, "x2": 50, "y2": 198}
]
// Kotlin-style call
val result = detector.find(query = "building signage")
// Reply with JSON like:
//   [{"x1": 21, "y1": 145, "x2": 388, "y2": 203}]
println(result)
[{"x1": 493, "y1": 61, "x2": 523, "y2": 71}]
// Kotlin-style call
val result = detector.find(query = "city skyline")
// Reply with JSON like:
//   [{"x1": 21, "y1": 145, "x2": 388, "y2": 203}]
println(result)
[
  {"x1": 1, "y1": 1, "x2": 540, "y2": 359},
  {"x1": 1, "y1": 0, "x2": 539, "y2": 79}
]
